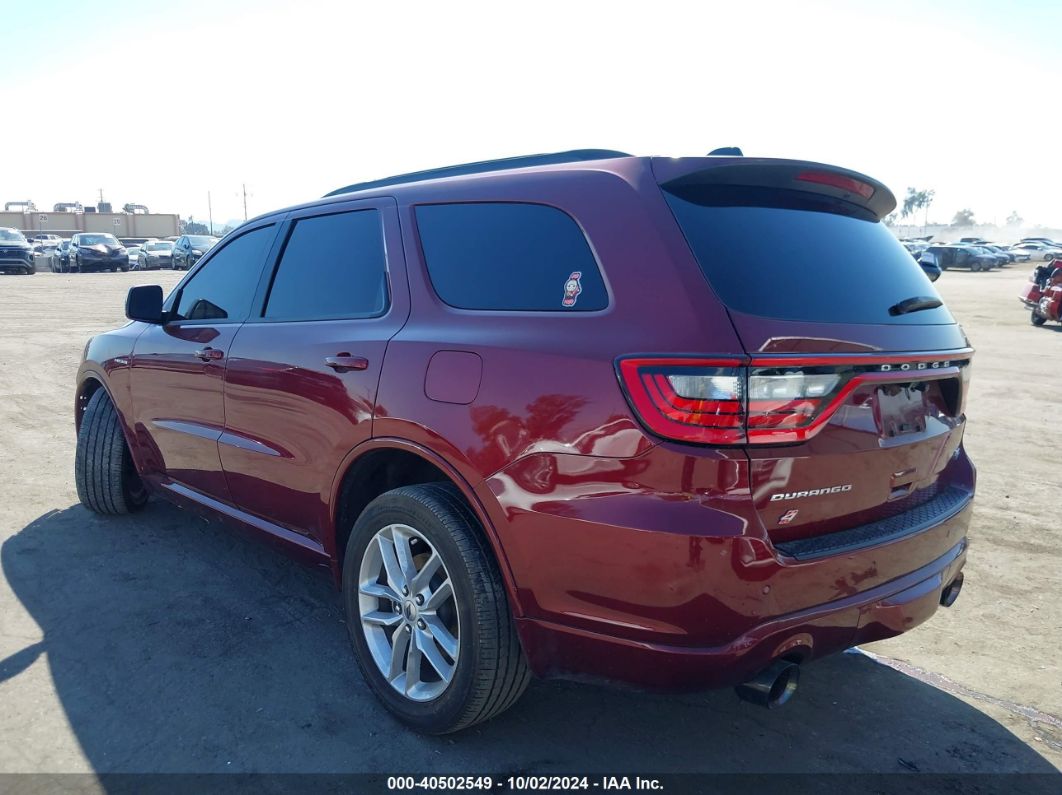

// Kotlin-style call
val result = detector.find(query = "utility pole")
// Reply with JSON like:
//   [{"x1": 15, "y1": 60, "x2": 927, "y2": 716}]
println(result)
[
  {"x1": 242, "y1": 183, "x2": 248, "y2": 221},
  {"x1": 208, "y1": 191, "x2": 214, "y2": 236}
]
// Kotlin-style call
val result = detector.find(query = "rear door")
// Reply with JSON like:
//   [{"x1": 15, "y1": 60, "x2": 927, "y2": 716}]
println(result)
[
  {"x1": 656, "y1": 159, "x2": 972, "y2": 546},
  {"x1": 129, "y1": 221, "x2": 278, "y2": 503},
  {"x1": 219, "y1": 198, "x2": 408, "y2": 542}
]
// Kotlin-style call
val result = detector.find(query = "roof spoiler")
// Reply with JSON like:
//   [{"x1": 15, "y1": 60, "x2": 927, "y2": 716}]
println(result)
[
  {"x1": 652, "y1": 157, "x2": 896, "y2": 220},
  {"x1": 324, "y1": 149, "x2": 632, "y2": 197}
]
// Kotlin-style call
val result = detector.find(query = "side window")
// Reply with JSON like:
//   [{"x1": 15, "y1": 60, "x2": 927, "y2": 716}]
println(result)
[
  {"x1": 263, "y1": 209, "x2": 387, "y2": 320},
  {"x1": 172, "y1": 225, "x2": 274, "y2": 322},
  {"x1": 415, "y1": 202, "x2": 608, "y2": 311}
]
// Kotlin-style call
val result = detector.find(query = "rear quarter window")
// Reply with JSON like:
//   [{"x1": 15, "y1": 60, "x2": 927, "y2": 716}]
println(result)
[
  {"x1": 415, "y1": 202, "x2": 608, "y2": 311},
  {"x1": 664, "y1": 185, "x2": 954, "y2": 325}
]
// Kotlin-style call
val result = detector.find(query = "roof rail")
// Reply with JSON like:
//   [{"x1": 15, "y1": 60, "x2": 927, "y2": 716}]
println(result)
[{"x1": 324, "y1": 149, "x2": 632, "y2": 197}]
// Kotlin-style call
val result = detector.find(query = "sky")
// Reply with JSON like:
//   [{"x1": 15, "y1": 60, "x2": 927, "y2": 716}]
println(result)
[{"x1": 3, "y1": 0, "x2": 1061, "y2": 229}]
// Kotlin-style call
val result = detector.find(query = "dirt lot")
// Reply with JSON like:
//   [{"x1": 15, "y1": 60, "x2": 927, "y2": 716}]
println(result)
[{"x1": 0, "y1": 266, "x2": 1059, "y2": 783}]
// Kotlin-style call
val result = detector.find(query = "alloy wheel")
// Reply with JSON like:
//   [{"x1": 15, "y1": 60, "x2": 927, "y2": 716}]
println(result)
[{"x1": 358, "y1": 523, "x2": 460, "y2": 702}]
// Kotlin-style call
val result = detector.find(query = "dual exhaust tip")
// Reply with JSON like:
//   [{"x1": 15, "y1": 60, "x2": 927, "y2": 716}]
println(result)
[{"x1": 736, "y1": 573, "x2": 964, "y2": 709}]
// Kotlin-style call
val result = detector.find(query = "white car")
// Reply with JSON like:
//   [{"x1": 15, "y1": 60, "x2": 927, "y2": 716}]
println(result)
[
  {"x1": 1009, "y1": 242, "x2": 1062, "y2": 261},
  {"x1": 30, "y1": 233, "x2": 62, "y2": 252}
]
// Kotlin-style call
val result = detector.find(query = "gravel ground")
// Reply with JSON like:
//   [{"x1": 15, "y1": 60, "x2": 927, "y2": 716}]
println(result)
[{"x1": 0, "y1": 266, "x2": 1058, "y2": 785}]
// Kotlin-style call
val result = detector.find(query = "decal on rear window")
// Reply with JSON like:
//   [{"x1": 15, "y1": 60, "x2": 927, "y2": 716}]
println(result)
[{"x1": 562, "y1": 271, "x2": 583, "y2": 307}]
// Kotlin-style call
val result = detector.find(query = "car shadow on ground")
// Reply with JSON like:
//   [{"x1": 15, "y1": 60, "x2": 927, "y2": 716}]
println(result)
[{"x1": 1, "y1": 503, "x2": 1058, "y2": 786}]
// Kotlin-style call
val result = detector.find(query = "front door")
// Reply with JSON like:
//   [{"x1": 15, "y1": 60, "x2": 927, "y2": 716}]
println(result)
[
  {"x1": 220, "y1": 199, "x2": 408, "y2": 541},
  {"x1": 130, "y1": 222, "x2": 279, "y2": 503}
]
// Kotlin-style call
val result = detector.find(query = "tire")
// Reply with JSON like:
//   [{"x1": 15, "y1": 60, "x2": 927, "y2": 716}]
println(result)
[
  {"x1": 1032, "y1": 310, "x2": 1047, "y2": 326},
  {"x1": 75, "y1": 389, "x2": 148, "y2": 515},
  {"x1": 343, "y1": 483, "x2": 530, "y2": 734}
]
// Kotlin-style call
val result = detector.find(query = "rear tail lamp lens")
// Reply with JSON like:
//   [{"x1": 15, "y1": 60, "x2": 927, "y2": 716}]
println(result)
[
  {"x1": 619, "y1": 359, "x2": 850, "y2": 444},
  {"x1": 619, "y1": 356, "x2": 971, "y2": 445},
  {"x1": 617, "y1": 359, "x2": 745, "y2": 445},
  {"x1": 747, "y1": 372, "x2": 840, "y2": 400}
]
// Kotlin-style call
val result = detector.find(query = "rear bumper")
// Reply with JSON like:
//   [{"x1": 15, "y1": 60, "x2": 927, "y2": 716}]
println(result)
[
  {"x1": 516, "y1": 536, "x2": 966, "y2": 691},
  {"x1": 488, "y1": 445, "x2": 974, "y2": 691}
]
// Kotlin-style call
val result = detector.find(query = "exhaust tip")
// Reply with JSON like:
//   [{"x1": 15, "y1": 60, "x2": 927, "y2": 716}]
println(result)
[
  {"x1": 940, "y1": 572, "x2": 964, "y2": 607},
  {"x1": 735, "y1": 659, "x2": 800, "y2": 709}
]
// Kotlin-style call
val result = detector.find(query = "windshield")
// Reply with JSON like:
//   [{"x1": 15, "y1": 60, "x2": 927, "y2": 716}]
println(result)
[
  {"x1": 79, "y1": 234, "x2": 119, "y2": 246},
  {"x1": 0, "y1": 229, "x2": 27, "y2": 243},
  {"x1": 187, "y1": 236, "x2": 218, "y2": 248},
  {"x1": 664, "y1": 185, "x2": 953, "y2": 325},
  {"x1": 145, "y1": 242, "x2": 173, "y2": 251}
]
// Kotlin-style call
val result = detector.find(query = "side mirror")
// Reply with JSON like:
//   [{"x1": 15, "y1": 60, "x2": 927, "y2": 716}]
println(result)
[
  {"x1": 126, "y1": 285, "x2": 164, "y2": 323},
  {"x1": 918, "y1": 253, "x2": 942, "y2": 282}
]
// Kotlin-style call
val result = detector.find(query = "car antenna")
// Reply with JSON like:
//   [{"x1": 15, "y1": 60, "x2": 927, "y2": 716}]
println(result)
[{"x1": 707, "y1": 147, "x2": 743, "y2": 156}]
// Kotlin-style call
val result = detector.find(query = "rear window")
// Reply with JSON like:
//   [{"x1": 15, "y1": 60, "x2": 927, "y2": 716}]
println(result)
[
  {"x1": 415, "y1": 202, "x2": 608, "y2": 311},
  {"x1": 664, "y1": 186, "x2": 953, "y2": 324}
]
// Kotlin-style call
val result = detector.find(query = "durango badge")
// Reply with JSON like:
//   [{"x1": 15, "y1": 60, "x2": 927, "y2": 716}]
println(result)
[
  {"x1": 562, "y1": 271, "x2": 583, "y2": 307},
  {"x1": 770, "y1": 484, "x2": 852, "y2": 501}
]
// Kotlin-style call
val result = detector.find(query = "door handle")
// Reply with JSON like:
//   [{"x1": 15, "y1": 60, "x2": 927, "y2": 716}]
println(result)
[
  {"x1": 194, "y1": 347, "x2": 224, "y2": 362},
  {"x1": 325, "y1": 354, "x2": 369, "y2": 373}
]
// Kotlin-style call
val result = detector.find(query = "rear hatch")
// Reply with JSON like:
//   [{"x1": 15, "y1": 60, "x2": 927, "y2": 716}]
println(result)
[{"x1": 650, "y1": 157, "x2": 973, "y2": 550}]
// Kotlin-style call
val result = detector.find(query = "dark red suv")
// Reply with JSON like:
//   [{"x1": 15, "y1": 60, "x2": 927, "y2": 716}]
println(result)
[{"x1": 74, "y1": 150, "x2": 974, "y2": 733}]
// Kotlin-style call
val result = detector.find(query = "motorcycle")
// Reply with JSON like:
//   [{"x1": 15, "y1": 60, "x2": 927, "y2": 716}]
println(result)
[{"x1": 1021, "y1": 261, "x2": 1062, "y2": 327}]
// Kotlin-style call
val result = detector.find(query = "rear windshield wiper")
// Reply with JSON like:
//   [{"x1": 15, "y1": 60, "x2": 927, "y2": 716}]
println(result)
[{"x1": 888, "y1": 296, "x2": 943, "y2": 316}]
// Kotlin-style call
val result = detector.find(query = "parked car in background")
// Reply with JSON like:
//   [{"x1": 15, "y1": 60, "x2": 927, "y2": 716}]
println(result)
[
  {"x1": 0, "y1": 227, "x2": 35, "y2": 274},
  {"x1": 76, "y1": 150, "x2": 973, "y2": 734},
  {"x1": 126, "y1": 246, "x2": 143, "y2": 269},
  {"x1": 30, "y1": 233, "x2": 62, "y2": 252},
  {"x1": 50, "y1": 239, "x2": 73, "y2": 272},
  {"x1": 902, "y1": 240, "x2": 930, "y2": 259},
  {"x1": 972, "y1": 242, "x2": 1019, "y2": 263},
  {"x1": 70, "y1": 233, "x2": 129, "y2": 272},
  {"x1": 1020, "y1": 237, "x2": 1062, "y2": 247},
  {"x1": 1010, "y1": 241, "x2": 1062, "y2": 261},
  {"x1": 137, "y1": 240, "x2": 174, "y2": 270},
  {"x1": 968, "y1": 245, "x2": 1009, "y2": 268},
  {"x1": 172, "y1": 234, "x2": 218, "y2": 270},
  {"x1": 925, "y1": 244, "x2": 997, "y2": 271}
]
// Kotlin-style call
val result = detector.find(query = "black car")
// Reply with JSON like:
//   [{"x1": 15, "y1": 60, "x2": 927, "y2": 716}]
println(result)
[
  {"x1": 70, "y1": 233, "x2": 130, "y2": 273},
  {"x1": 138, "y1": 240, "x2": 175, "y2": 270},
  {"x1": 50, "y1": 240, "x2": 73, "y2": 272},
  {"x1": 0, "y1": 227, "x2": 35, "y2": 274},
  {"x1": 924, "y1": 244, "x2": 997, "y2": 272},
  {"x1": 172, "y1": 234, "x2": 218, "y2": 270}
]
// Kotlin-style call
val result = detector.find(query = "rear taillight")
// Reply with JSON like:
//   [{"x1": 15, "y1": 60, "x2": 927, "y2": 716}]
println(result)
[
  {"x1": 617, "y1": 354, "x2": 971, "y2": 446},
  {"x1": 616, "y1": 358, "x2": 745, "y2": 444}
]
